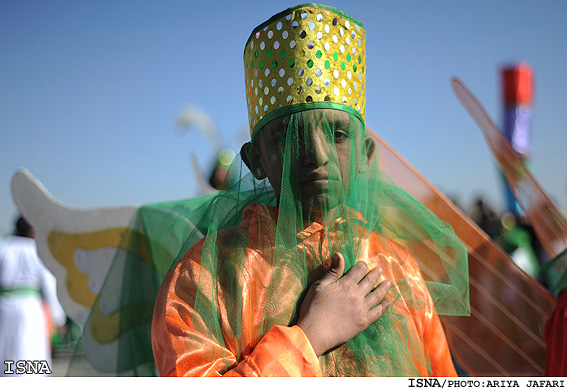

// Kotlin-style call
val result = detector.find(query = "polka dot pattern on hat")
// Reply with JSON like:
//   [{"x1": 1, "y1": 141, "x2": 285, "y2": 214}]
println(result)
[{"x1": 244, "y1": 4, "x2": 366, "y2": 137}]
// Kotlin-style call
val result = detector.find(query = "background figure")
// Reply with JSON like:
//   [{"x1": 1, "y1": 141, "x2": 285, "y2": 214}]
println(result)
[
  {"x1": 208, "y1": 148, "x2": 236, "y2": 191},
  {"x1": 0, "y1": 216, "x2": 66, "y2": 376},
  {"x1": 498, "y1": 212, "x2": 539, "y2": 279},
  {"x1": 469, "y1": 197, "x2": 501, "y2": 239}
]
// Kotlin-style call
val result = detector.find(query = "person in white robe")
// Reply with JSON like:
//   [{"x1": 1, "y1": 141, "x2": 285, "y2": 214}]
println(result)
[{"x1": 0, "y1": 216, "x2": 66, "y2": 376}]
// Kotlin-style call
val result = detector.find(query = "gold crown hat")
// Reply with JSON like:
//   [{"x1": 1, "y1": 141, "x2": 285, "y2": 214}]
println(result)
[{"x1": 244, "y1": 3, "x2": 366, "y2": 139}]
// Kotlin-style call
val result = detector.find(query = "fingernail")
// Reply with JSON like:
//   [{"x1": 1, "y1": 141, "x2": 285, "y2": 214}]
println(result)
[{"x1": 332, "y1": 253, "x2": 340, "y2": 267}]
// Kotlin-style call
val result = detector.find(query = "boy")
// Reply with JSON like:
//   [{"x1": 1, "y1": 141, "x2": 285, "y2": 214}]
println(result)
[{"x1": 151, "y1": 3, "x2": 468, "y2": 376}]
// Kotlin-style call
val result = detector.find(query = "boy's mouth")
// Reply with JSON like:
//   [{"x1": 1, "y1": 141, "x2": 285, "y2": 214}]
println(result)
[
  {"x1": 303, "y1": 179, "x2": 328, "y2": 188},
  {"x1": 301, "y1": 173, "x2": 336, "y2": 191},
  {"x1": 301, "y1": 173, "x2": 329, "y2": 184}
]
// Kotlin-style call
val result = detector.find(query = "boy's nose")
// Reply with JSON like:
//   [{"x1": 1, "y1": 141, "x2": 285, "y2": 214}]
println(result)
[{"x1": 302, "y1": 129, "x2": 329, "y2": 167}]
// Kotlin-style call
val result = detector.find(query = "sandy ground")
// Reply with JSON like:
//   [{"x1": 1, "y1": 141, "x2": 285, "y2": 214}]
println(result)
[{"x1": 51, "y1": 354, "x2": 71, "y2": 377}]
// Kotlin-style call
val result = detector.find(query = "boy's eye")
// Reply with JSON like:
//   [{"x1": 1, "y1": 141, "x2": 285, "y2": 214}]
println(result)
[{"x1": 334, "y1": 130, "x2": 349, "y2": 141}]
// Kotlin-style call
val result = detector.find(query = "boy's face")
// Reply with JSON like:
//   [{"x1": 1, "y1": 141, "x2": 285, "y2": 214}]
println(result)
[{"x1": 245, "y1": 109, "x2": 374, "y2": 211}]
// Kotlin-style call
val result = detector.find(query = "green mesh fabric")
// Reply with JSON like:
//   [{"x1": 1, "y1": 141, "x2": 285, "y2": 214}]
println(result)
[{"x1": 67, "y1": 109, "x2": 469, "y2": 376}]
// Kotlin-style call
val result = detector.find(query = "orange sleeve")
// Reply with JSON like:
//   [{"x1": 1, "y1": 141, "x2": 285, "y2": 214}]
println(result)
[
  {"x1": 424, "y1": 309, "x2": 458, "y2": 377},
  {"x1": 223, "y1": 325, "x2": 322, "y2": 377},
  {"x1": 151, "y1": 246, "x2": 321, "y2": 377}
]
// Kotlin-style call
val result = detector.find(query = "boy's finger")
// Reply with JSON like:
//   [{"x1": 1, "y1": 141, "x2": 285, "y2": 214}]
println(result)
[
  {"x1": 358, "y1": 265, "x2": 383, "y2": 292},
  {"x1": 342, "y1": 261, "x2": 368, "y2": 284},
  {"x1": 367, "y1": 299, "x2": 392, "y2": 324},
  {"x1": 364, "y1": 279, "x2": 392, "y2": 309},
  {"x1": 318, "y1": 253, "x2": 345, "y2": 286}
]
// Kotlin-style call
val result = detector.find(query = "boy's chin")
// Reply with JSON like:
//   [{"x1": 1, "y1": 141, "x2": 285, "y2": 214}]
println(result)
[{"x1": 300, "y1": 195, "x2": 344, "y2": 214}]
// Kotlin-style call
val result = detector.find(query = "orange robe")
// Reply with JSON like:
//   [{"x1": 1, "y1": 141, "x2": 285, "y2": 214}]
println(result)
[{"x1": 151, "y1": 203, "x2": 457, "y2": 377}]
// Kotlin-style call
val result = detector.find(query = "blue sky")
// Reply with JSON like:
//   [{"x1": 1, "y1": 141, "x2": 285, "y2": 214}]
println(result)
[{"x1": 1, "y1": 0, "x2": 566, "y2": 235}]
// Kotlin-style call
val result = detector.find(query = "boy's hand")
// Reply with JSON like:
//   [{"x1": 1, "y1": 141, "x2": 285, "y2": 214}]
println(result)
[{"x1": 296, "y1": 252, "x2": 392, "y2": 357}]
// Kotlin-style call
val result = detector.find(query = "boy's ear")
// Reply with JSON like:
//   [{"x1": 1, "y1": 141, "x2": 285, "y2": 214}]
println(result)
[
  {"x1": 241, "y1": 142, "x2": 267, "y2": 180},
  {"x1": 361, "y1": 135, "x2": 376, "y2": 173}
]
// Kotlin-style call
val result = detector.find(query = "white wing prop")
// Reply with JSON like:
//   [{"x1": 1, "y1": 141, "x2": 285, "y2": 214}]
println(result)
[
  {"x1": 12, "y1": 168, "x2": 204, "y2": 374},
  {"x1": 11, "y1": 168, "x2": 138, "y2": 326},
  {"x1": 11, "y1": 168, "x2": 141, "y2": 372}
]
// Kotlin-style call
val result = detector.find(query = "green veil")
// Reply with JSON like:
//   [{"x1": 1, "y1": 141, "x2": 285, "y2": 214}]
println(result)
[{"x1": 66, "y1": 109, "x2": 469, "y2": 376}]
